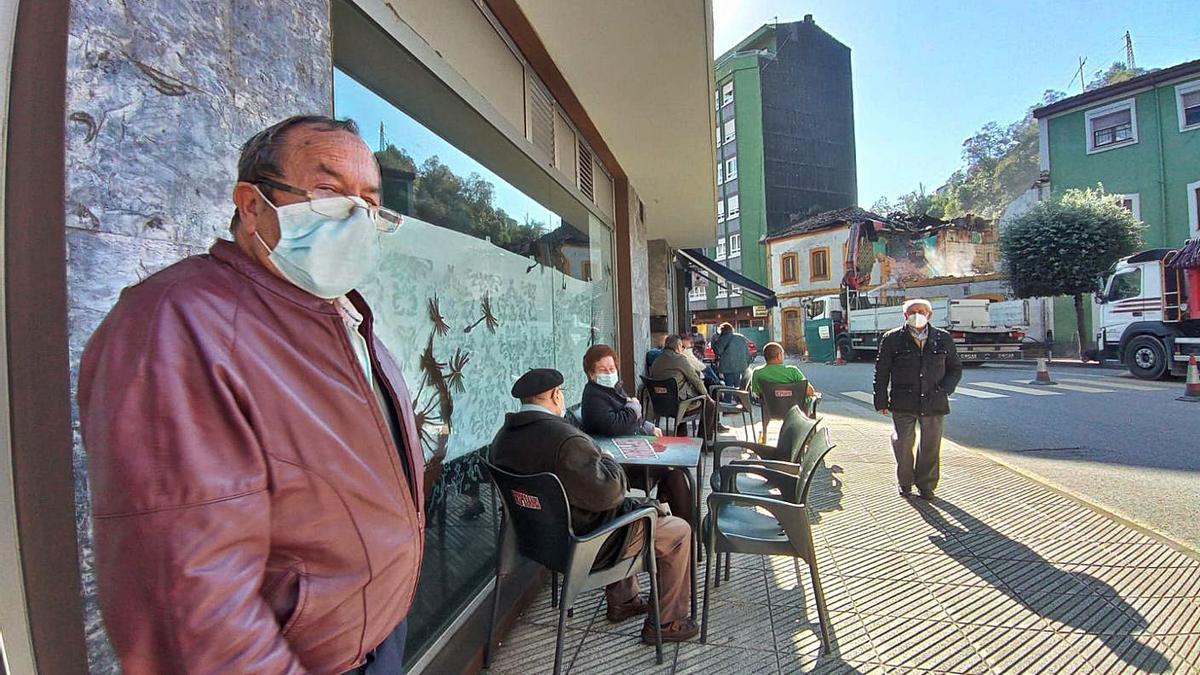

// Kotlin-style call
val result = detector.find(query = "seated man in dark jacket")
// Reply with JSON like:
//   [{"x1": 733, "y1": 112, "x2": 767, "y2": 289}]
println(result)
[{"x1": 490, "y1": 369, "x2": 698, "y2": 643}]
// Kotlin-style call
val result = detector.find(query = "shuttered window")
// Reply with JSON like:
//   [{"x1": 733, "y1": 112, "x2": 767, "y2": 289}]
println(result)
[{"x1": 578, "y1": 140, "x2": 594, "y2": 201}]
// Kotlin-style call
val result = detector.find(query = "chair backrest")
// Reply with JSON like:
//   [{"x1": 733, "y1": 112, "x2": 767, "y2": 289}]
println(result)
[
  {"x1": 797, "y1": 427, "x2": 836, "y2": 505},
  {"x1": 776, "y1": 406, "x2": 819, "y2": 463},
  {"x1": 565, "y1": 403, "x2": 584, "y2": 430},
  {"x1": 485, "y1": 462, "x2": 574, "y2": 573},
  {"x1": 761, "y1": 380, "x2": 806, "y2": 421},
  {"x1": 640, "y1": 375, "x2": 681, "y2": 420}
]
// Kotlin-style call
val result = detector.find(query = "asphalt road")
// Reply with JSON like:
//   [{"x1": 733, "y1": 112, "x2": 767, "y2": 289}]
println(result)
[{"x1": 782, "y1": 357, "x2": 1200, "y2": 552}]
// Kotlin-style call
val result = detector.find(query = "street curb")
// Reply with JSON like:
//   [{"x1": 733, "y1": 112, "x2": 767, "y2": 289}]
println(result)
[{"x1": 949, "y1": 441, "x2": 1200, "y2": 561}]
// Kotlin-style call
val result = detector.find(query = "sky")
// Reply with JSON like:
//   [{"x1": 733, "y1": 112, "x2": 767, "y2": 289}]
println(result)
[{"x1": 712, "y1": 0, "x2": 1200, "y2": 206}]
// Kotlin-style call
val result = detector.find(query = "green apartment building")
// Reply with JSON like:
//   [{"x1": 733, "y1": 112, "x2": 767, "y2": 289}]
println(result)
[
  {"x1": 689, "y1": 16, "x2": 856, "y2": 344},
  {"x1": 1032, "y1": 59, "x2": 1200, "y2": 349}
]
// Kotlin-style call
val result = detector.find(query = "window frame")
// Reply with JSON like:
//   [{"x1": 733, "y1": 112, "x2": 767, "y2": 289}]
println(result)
[
  {"x1": 723, "y1": 119, "x2": 736, "y2": 144},
  {"x1": 1085, "y1": 99, "x2": 1138, "y2": 154},
  {"x1": 727, "y1": 194, "x2": 740, "y2": 218},
  {"x1": 721, "y1": 81, "x2": 734, "y2": 107},
  {"x1": 780, "y1": 252, "x2": 799, "y2": 284},
  {"x1": 1177, "y1": 80, "x2": 1200, "y2": 132},
  {"x1": 729, "y1": 233, "x2": 741, "y2": 257},
  {"x1": 725, "y1": 157, "x2": 738, "y2": 181},
  {"x1": 1188, "y1": 179, "x2": 1200, "y2": 235},
  {"x1": 715, "y1": 239, "x2": 727, "y2": 261},
  {"x1": 810, "y1": 247, "x2": 831, "y2": 282},
  {"x1": 717, "y1": 198, "x2": 725, "y2": 222},
  {"x1": 1117, "y1": 193, "x2": 1141, "y2": 221},
  {"x1": 716, "y1": 161, "x2": 723, "y2": 184}
]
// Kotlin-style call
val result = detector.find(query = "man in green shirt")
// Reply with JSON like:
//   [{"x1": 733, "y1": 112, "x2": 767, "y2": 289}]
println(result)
[{"x1": 751, "y1": 342, "x2": 816, "y2": 408}]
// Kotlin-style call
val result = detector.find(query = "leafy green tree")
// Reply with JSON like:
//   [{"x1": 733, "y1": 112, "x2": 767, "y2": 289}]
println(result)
[
  {"x1": 998, "y1": 187, "x2": 1143, "y2": 353},
  {"x1": 1087, "y1": 62, "x2": 1146, "y2": 91}
]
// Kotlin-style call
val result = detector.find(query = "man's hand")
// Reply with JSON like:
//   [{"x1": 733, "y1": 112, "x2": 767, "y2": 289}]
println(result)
[
  {"x1": 878, "y1": 408, "x2": 890, "y2": 416},
  {"x1": 652, "y1": 427, "x2": 663, "y2": 438}
]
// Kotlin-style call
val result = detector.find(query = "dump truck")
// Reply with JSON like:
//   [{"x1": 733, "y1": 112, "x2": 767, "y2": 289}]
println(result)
[
  {"x1": 1087, "y1": 240, "x2": 1200, "y2": 379},
  {"x1": 804, "y1": 289, "x2": 1026, "y2": 363}
]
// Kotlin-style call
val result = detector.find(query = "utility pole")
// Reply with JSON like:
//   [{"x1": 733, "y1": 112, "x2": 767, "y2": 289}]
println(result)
[
  {"x1": 378, "y1": 122, "x2": 386, "y2": 151},
  {"x1": 1124, "y1": 31, "x2": 1136, "y2": 70},
  {"x1": 1077, "y1": 57, "x2": 1088, "y2": 94}
]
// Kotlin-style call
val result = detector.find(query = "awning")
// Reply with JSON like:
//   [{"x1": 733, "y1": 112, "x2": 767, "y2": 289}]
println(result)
[{"x1": 677, "y1": 248, "x2": 778, "y2": 308}]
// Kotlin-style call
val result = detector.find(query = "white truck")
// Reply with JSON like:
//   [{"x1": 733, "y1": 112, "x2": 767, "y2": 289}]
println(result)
[
  {"x1": 806, "y1": 289, "x2": 1027, "y2": 362},
  {"x1": 1089, "y1": 244, "x2": 1200, "y2": 379}
]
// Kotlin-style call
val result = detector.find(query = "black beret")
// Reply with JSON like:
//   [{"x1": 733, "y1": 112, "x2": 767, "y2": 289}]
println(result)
[{"x1": 511, "y1": 368, "x2": 564, "y2": 399}]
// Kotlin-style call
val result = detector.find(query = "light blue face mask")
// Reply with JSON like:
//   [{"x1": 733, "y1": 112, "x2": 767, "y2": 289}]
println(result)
[
  {"x1": 254, "y1": 186, "x2": 379, "y2": 299},
  {"x1": 595, "y1": 372, "x2": 619, "y2": 388}
]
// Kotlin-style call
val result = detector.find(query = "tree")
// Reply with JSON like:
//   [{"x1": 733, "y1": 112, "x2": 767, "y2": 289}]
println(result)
[
  {"x1": 998, "y1": 187, "x2": 1143, "y2": 354},
  {"x1": 1087, "y1": 62, "x2": 1146, "y2": 91}
]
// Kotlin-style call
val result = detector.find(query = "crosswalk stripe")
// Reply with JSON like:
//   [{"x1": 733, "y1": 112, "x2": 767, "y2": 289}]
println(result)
[
  {"x1": 1056, "y1": 377, "x2": 1160, "y2": 391},
  {"x1": 841, "y1": 391, "x2": 876, "y2": 404},
  {"x1": 1009, "y1": 379, "x2": 1115, "y2": 393},
  {"x1": 971, "y1": 381, "x2": 1064, "y2": 396},
  {"x1": 952, "y1": 386, "x2": 1008, "y2": 399}
]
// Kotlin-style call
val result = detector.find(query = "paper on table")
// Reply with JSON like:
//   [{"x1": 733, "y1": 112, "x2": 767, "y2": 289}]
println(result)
[{"x1": 612, "y1": 437, "x2": 657, "y2": 459}]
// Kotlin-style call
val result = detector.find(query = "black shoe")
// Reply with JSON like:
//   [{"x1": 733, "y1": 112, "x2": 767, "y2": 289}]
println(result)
[
  {"x1": 717, "y1": 423, "x2": 732, "y2": 432},
  {"x1": 918, "y1": 490, "x2": 935, "y2": 501},
  {"x1": 898, "y1": 486, "x2": 912, "y2": 498}
]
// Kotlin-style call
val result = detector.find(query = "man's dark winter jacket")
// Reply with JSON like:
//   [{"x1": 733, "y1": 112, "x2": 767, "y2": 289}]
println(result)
[
  {"x1": 490, "y1": 409, "x2": 639, "y2": 562},
  {"x1": 873, "y1": 325, "x2": 963, "y2": 415}
]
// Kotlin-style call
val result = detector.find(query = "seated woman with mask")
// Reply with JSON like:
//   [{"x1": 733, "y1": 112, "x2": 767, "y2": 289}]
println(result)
[{"x1": 579, "y1": 344, "x2": 693, "y2": 527}]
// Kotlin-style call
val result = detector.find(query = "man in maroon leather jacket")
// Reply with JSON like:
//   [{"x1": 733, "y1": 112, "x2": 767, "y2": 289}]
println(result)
[{"x1": 78, "y1": 116, "x2": 424, "y2": 674}]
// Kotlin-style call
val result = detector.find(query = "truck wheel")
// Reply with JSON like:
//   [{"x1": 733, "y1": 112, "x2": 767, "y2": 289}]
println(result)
[{"x1": 1126, "y1": 335, "x2": 1167, "y2": 380}]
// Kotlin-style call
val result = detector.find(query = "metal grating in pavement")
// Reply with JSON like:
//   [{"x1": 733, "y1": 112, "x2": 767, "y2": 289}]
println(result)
[{"x1": 483, "y1": 398, "x2": 1200, "y2": 674}]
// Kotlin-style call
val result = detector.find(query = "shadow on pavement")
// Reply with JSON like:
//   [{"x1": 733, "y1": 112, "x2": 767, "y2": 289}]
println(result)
[{"x1": 910, "y1": 498, "x2": 1171, "y2": 673}]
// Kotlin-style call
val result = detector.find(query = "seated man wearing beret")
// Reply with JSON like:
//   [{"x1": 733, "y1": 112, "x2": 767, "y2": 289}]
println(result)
[{"x1": 490, "y1": 368, "x2": 698, "y2": 643}]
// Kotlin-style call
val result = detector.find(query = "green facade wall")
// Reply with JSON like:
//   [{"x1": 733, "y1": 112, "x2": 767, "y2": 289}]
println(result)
[{"x1": 1046, "y1": 77, "x2": 1200, "y2": 248}]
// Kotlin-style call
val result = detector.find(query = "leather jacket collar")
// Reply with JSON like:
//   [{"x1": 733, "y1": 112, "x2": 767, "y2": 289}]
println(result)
[{"x1": 209, "y1": 238, "x2": 340, "y2": 315}]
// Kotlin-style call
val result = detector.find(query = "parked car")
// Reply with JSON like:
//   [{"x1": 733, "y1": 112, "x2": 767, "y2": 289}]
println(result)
[{"x1": 702, "y1": 338, "x2": 758, "y2": 363}]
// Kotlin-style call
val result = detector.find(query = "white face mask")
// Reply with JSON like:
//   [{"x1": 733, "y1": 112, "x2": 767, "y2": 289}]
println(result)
[
  {"x1": 595, "y1": 372, "x2": 619, "y2": 388},
  {"x1": 906, "y1": 313, "x2": 930, "y2": 330},
  {"x1": 254, "y1": 187, "x2": 379, "y2": 299}
]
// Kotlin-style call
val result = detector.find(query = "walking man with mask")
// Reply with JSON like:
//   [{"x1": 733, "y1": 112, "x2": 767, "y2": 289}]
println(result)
[
  {"x1": 78, "y1": 116, "x2": 421, "y2": 674},
  {"x1": 873, "y1": 298, "x2": 962, "y2": 500}
]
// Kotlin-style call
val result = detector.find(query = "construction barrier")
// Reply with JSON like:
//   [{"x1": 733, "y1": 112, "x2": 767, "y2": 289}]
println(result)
[
  {"x1": 1029, "y1": 357, "x2": 1056, "y2": 385},
  {"x1": 1178, "y1": 354, "x2": 1200, "y2": 402}
]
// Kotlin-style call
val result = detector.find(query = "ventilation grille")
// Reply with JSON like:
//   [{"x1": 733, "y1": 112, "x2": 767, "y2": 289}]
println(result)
[
  {"x1": 527, "y1": 73, "x2": 555, "y2": 161},
  {"x1": 577, "y1": 140, "x2": 594, "y2": 201}
]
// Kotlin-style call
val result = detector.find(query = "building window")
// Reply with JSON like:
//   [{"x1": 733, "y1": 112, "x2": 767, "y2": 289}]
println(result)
[
  {"x1": 689, "y1": 284, "x2": 706, "y2": 300},
  {"x1": 810, "y1": 247, "x2": 831, "y2": 281},
  {"x1": 716, "y1": 162, "x2": 723, "y2": 184},
  {"x1": 1178, "y1": 80, "x2": 1200, "y2": 132},
  {"x1": 781, "y1": 252, "x2": 799, "y2": 284},
  {"x1": 1085, "y1": 99, "x2": 1137, "y2": 153},
  {"x1": 716, "y1": 284, "x2": 729, "y2": 298},
  {"x1": 727, "y1": 194, "x2": 740, "y2": 218},
  {"x1": 1117, "y1": 193, "x2": 1141, "y2": 221},
  {"x1": 725, "y1": 157, "x2": 738, "y2": 181},
  {"x1": 729, "y1": 233, "x2": 741, "y2": 257},
  {"x1": 717, "y1": 199, "x2": 725, "y2": 222},
  {"x1": 1189, "y1": 180, "x2": 1200, "y2": 235},
  {"x1": 723, "y1": 119, "x2": 736, "y2": 144},
  {"x1": 714, "y1": 90, "x2": 721, "y2": 111},
  {"x1": 722, "y1": 81, "x2": 734, "y2": 107},
  {"x1": 715, "y1": 239, "x2": 727, "y2": 261}
]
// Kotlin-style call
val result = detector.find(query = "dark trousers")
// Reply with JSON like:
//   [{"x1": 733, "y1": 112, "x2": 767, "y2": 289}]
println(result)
[
  {"x1": 345, "y1": 620, "x2": 407, "y2": 674},
  {"x1": 891, "y1": 412, "x2": 944, "y2": 493}
]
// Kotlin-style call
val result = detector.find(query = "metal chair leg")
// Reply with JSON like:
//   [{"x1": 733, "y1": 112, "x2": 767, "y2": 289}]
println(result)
[
  {"x1": 550, "y1": 572, "x2": 558, "y2": 608},
  {"x1": 484, "y1": 522, "x2": 505, "y2": 668},
  {"x1": 701, "y1": 525, "x2": 714, "y2": 643},
  {"x1": 724, "y1": 551, "x2": 731, "y2": 581},
  {"x1": 646, "y1": 552, "x2": 664, "y2": 665},
  {"x1": 553, "y1": 589, "x2": 570, "y2": 675}
]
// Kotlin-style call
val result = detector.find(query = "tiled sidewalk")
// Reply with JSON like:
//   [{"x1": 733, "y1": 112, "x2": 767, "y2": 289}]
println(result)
[{"x1": 486, "y1": 399, "x2": 1200, "y2": 674}]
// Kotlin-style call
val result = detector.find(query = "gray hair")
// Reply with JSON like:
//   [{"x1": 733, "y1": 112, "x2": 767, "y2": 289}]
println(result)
[
  {"x1": 229, "y1": 115, "x2": 362, "y2": 231},
  {"x1": 664, "y1": 334, "x2": 683, "y2": 351}
]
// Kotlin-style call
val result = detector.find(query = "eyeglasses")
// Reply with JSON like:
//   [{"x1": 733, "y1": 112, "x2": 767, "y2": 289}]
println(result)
[{"x1": 256, "y1": 177, "x2": 404, "y2": 233}]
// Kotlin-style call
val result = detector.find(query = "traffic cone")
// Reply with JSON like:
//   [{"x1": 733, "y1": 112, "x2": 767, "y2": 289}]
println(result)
[
  {"x1": 1029, "y1": 357, "x2": 1056, "y2": 385},
  {"x1": 1178, "y1": 354, "x2": 1200, "y2": 402},
  {"x1": 833, "y1": 346, "x2": 846, "y2": 366}
]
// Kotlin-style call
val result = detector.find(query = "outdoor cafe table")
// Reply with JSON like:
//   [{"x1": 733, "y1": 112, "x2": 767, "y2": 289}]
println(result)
[{"x1": 589, "y1": 434, "x2": 703, "y2": 618}]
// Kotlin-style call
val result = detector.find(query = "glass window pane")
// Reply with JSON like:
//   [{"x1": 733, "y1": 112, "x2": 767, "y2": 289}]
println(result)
[{"x1": 334, "y1": 68, "x2": 615, "y2": 658}]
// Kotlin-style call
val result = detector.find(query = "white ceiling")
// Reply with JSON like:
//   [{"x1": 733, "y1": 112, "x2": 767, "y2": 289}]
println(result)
[{"x1": 515, "y1": 0, "x2": 718, "y2": 248}]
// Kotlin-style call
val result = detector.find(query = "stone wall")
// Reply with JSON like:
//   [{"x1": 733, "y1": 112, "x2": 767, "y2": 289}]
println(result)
[
  {"x1": 64, "y1": 1, "x2": 332, "y2": 669},
  {"x1": 628, "y1": 184, "x2": 651, "y2": 378}
]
